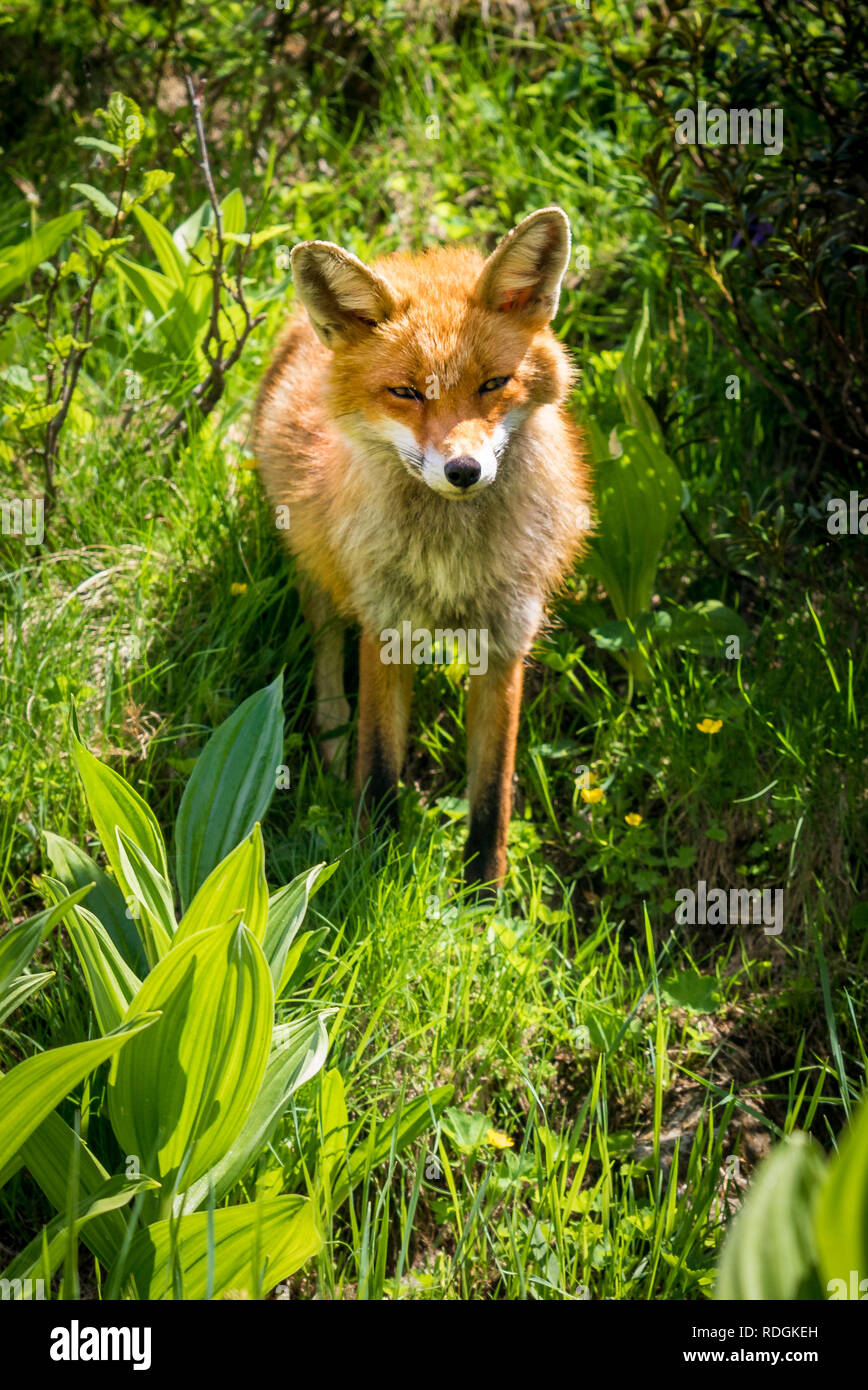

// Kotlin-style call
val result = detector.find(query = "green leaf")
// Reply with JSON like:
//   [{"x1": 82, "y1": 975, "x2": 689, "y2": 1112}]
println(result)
[
  {"x1": 74, "y1": 136, "x2": 124, "y2": 160},
  {"x1": 133, "y1": 205, "x2": 187, "y2": 287},
  {"x1": 71, "y1": 726, "x2": 169, "y2": 889},
  {"x1": 666, "y1": 601, "x2": 752, "y2": 658},
  {"x1": 440, "y1": 1107, "x2": 490, "y2": 1154},
  {"x1": 173, "y1": 674, "x2": 284, "y2": 911},
  {"x1": 318, "y1": 1068, "x2": 349, "y2": 1197},
  {"x1": 115, "y1": 829, "x2": 176, "y2": 966},
  {"x1": 0, "y1": 1014, "x2": 158, "y2": 1176},
  {"x1": 108, "y1": 921, "x2": 273, "y2": 1198},
  {"x1": 660, "y1": 969, "x2": 723, "y2": 1015},
  {"x1": 264, "y1": 860, "x2": 336, "y2": 993},
  {"x1": 586, "y1": 426, "x2": 682, "y2": 622},
  {"x1": 41, "y1": 876, "x2": 140, "y2": 1032},
  {"x1": 815, "y1": 1094, "x2": 868, "y2": 1297},
  {"x1": 222, "y1": 224, "x2": 293, "y2": 250},
  {"x1": 111, "y1": 256, "x2": 201, "y2": 359},
  {"x1": 95, "y1": 92, "x2": 144, "y2": 152},
  {"x1": 139, "y1": 169, "x2": 175, "y2": 201},
  {"x1": 1, "y1": 1174, "x2": 159, "y2": 1285},
  {"x1": 126, "y1": 1195, "x2": 321, "y2": 1299},
  {"x1": 20, "y1": 1113, "x2": 126, "y2": 1269},
  {"x1": 174, "y1": 825, "x2": 268, "y2": 947},
  {"x1": 714, "y1": 1133, "x2": 826, "y2": 1299},
  {"x1": 0, "y1": 886, "x2": 94, "y2": 1002},
  {"x1": 43, "y1": 830, "x2": 146, "y2": 973},
  {"x1": 180, "y1": 1011, "x2": 331, "y2": 1213},
  {"x1": 172, "y1": 202, "x2": 209, "y2": 262},
  {"x1": 0, "y1": 971, "x2": 54, "y2": 1027},
  {"x1": 220, "y1": 189, "x2": 246, "y2": 238},
  {"x1": 70, "y1": 183, "x2": 120, "y2": 219},
  {"x1": 0, "y1": 211, "x2": 83, "y2": 300}
]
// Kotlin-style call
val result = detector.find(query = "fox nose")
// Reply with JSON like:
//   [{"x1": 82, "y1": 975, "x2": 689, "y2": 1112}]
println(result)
[{"x1": 444, "y1": 456, "x2": 481, "y2": 490}]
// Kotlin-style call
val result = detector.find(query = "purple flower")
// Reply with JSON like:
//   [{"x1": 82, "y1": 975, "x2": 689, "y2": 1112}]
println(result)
[{"x1": 730, "y1": 218, "x2": 774, "y2": 250}]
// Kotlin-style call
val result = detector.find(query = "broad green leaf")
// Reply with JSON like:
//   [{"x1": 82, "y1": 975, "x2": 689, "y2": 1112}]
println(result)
[
  {"x1": 220, "y1": 189, "x2": 246, "y2": 238},
  {"x1": 815, "y1": 1094, "x2": 868, "y2": 1296},
  {"x1": 43, "y1": 830, "x2": 146, "y2": 973},
  {"x1": 133, "y1": 205, "x2": 187, "y2": 287},
  {"x1": 126, "y1": 1195, "x2": 321, "y2": 1300},
  {"x1": 714, "y1": 1132, "x2": 826, "y2": 1300},
  {"x1": 586, "y1": 426, "x2": 682, "y2": 622},
  {"x1": 264, "y1": 860, "x2": 336, "y2": 993},
  {"x1": 0, "y1": 971, "x2": 54, "y2": 1026},
  {"x1": 0, "y1": 886, "x2": 94, "y2": 1002},
  {"x1": 20, "y1": 1113, "x2": 125, "y2": 1269},
  {"x1": 0, "y1": 1014, "x2": 158, "y2": 1175},
  {"x1": 111, "y1": 256, "x2": 200, "y2": 359},
  {"x1": 108, "y1": 921, "x2": 273, "y2": 1198},
  {"x1": 174, "y1": 674, "x2": 284, "y2": 911},
  {"x1": 174, "y1": 825, "x2": 268, "y2": 947},
  {"x1": 172, "y1": 201, "x2": 208, "y2": 261},
  {"x1": 115, "y1": 829, "x2": 176, "y2": 965},
  {"x1": 71, "y1": 729, "x2": 169, "y2": 889},
  {"x1": 0, "y1": 211, "x2": 83, "y2": 299},
  {"x1": 1, "y1": 1174, "x2": 159, "y2": 1285},
  {"x1": 180, "y1": 1011, "x2": 331, "y2": 1213},
  {"x1": 41, "y1": 876, "x2": 141, "y2": 1032},
  {"x1": 318, "y1": 1069, "x2": 350, "y2": 1199},
  {"x1": 615, "y1": 369, "x2": 663, "y2": 445},
  {"x1": 331, "y1": 1086, "x2": 453, "y2": 1210}
]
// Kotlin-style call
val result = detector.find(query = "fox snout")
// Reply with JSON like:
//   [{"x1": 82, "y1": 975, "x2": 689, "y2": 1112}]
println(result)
[
  {"x1": 416, "y1": 424, "x2": 504, "y2": 497},
  {"x1": 444, "y1": 455, "x2": 481, "y2": 490}
]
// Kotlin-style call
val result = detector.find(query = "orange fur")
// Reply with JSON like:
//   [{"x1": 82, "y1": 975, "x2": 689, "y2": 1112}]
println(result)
[{"x1": 254, "y1": 208, "x2": 592, "y2": 889}]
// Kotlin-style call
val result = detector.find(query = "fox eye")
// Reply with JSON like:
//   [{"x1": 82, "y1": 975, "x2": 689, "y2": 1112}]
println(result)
[
  {"x1": 479, "y1": 376, "x2": 510, "y2": 394},
  {"x1": 388, "y1": 386, "x2": 423, "y2": 402}
]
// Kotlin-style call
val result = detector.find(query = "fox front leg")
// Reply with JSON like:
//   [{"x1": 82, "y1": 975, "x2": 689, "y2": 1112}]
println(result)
[
  {"x1": 465, "y1": 657, "x2": 524, "y2": 893},
  {"x1": 355, "y1": 629, "x2": 415, "y2": 833}
]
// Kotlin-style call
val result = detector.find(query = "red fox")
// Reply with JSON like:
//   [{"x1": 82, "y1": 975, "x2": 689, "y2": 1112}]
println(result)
[{"x1": 254, "y1": 207, "x2": 591, "y2": 890}]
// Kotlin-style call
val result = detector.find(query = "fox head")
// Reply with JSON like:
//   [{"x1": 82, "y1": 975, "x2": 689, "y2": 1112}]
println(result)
[{"x1": 290, "y1": 208, "x2": 574, "y2": 498}]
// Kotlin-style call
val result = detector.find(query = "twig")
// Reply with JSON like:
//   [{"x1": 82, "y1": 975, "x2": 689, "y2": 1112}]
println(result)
[{"x1": 152, "y1": 76, "x2": 265, "y2": 446}]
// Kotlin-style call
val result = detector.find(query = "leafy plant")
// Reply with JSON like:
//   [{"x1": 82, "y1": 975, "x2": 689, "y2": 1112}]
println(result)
[
  {"x1": 0, "y1": 673, "x2": 334, "y2": 1298},
  {"x1": 715, "y1": 1094, "x2": 868, "y2": 1300}
]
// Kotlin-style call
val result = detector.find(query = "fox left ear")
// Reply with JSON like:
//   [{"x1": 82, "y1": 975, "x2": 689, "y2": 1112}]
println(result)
[{"x1": 476, "y1": 207, "x2": 571, "y2": 323}]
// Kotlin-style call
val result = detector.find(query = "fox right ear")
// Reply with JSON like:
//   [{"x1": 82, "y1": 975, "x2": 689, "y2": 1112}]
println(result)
[
  {"x1": 476, "y1": 207, "x2": 571, "y2": 324},
  {"x1": 290, "y1": 241, "x2": 397, "y2": 347}
]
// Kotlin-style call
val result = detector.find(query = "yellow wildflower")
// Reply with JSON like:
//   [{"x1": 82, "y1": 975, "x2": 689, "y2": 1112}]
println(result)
[
  {"x1": 486, "y1": 1128, "x2": 514, "y2": 1150},
  {"x1": 625, "y1": 813, "x2": 643, "y2": 827},
  {"x1": 696, "y1": 717, "x2": 722, "y2": 734},
  {"x1": 581, "y1": 786, "x2": 604, "y2": 804},
  {"x1": 230, "y1": 582, "x2": 248, "y2": 596}
]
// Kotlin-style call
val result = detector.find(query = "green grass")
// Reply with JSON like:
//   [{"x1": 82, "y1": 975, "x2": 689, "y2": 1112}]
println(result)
[{"x1": 1, "y1": 0, "x2": 865, "y2": 1299}]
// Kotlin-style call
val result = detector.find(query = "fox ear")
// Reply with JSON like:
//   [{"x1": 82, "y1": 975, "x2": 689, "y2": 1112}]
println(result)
[
  {"x1": 476, "y1": 207, "x2": 571, "y2": 323},
  {"x1": 290, "y1": 241, "x2": 397, "y2": 346}
]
